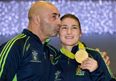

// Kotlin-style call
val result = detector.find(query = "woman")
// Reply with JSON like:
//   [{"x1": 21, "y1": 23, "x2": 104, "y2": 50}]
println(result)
[{"x1": 54, "y1": 13, "x2": 115, "y2": 81}]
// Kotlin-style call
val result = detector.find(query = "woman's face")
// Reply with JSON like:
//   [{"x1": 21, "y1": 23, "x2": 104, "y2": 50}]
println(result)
[{"x1": 59, "y1": 17, "x2": 81, "y2": 46}]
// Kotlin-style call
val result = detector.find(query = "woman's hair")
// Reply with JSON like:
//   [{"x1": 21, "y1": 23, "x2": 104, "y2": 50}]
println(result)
[{"x1": 60, "y1": 13, "x2": 81, "y2": 31}]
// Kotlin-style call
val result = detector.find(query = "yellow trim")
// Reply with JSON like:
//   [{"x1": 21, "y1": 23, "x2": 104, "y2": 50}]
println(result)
[
  {"x1": 0, "y1": 34, "x2": 26, "y2": 77},
  {"x1": 12, "y1": 74, "x2": 17, "y2": 81},
  {"x1": 23, "y1": 36, "x2": 30, "y2": 56},
  {"x1": 60, "y1": 48, "x2": 75, "y2": 59},
  {"x1": 78, "y1": 41, "x2": 85, "y2": 50}
]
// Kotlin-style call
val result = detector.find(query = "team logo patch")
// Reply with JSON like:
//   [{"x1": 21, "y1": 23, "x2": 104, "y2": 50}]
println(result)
[
  {"x1": 30, "y1": 50, "x2": 41, "y2": 63},
  {"x1": 55, "y1": 70, "x2": 61, "y2": 81}
]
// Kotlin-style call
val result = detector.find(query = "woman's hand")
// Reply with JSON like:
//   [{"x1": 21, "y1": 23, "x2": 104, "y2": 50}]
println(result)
[{"x1": 80, "y1": 57, "x2": 98, "y2": 72}]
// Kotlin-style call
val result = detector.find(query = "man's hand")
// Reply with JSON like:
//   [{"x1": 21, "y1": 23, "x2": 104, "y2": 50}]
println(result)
[
  {"x1": 96, "y1": 48, "x2": 110, "y2": 65},
  {"x1": 102, "y1": 51, "x2": 110, "y2": 65}
]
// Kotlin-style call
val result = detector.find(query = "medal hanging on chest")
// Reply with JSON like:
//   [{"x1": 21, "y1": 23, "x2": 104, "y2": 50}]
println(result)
[{"x1": 60, "y1": 41, "x2": 88, "y2": 76}]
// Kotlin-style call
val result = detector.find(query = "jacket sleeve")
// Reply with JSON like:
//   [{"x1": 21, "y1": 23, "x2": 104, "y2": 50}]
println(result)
[
  {"x1": 90, "y1": 51, "x2": 114, "y2": 81},
  {"x1": 0, "y1": 39, "x2": 23, "y2": 81}
]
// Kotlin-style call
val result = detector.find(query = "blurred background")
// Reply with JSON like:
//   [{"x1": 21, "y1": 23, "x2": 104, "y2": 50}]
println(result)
[{"x1": 0, "y1": 0, "x2": 116, "y2": 76}]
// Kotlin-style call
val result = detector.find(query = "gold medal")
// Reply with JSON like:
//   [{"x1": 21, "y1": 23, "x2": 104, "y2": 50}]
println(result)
[{"x1": 75, "y1": 49, "x2": 88, "y2": 63}]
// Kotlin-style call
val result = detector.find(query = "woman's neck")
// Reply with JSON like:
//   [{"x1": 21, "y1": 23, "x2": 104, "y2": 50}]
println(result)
[{"x1": 61, "y1": 45, "x2": 73, "y2": 52}]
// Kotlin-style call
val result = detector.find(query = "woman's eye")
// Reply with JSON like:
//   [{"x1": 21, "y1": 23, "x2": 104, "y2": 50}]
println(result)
[
  {"x1": 73, "y1": 27, "x2": 77, "y2": 29},
  {"x1": 61, "y1": 26, "x2": 67, "y2": 29},
  {"x1": 72, "y1": 26, "x2": 79, "y2": 29}
]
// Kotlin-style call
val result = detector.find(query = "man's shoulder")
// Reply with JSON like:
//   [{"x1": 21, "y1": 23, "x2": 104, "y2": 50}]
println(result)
[
  {"x1": 47, "y1": 44, "x2": 58, "y2": 53},
  {"x1": 0, "y1": 33, "x2": 29, "y2": 52}
]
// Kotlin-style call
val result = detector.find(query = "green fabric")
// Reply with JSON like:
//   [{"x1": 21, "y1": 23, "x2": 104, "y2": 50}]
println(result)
[{"x1": 12, "y1": 74, "x2": 17, "y2": 81}]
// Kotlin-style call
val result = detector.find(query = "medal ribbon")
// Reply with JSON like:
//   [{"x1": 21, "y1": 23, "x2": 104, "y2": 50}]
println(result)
[{"x1": 60, "y1": 41, "x2": 85, "y2": 59}]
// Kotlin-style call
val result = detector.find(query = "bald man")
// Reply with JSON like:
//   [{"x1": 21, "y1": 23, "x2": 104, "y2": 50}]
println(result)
[{"x1": 0, "y1": 1, "x2": 60, "y2": 81}]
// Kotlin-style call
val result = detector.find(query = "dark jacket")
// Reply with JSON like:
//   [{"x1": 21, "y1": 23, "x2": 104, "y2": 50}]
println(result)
[
  {"x1": 0, "y1": 29, "x2": 58, "y2": 81},
  {"x1": 55, "y1": 45, "x2": 114, "y2": 81}
]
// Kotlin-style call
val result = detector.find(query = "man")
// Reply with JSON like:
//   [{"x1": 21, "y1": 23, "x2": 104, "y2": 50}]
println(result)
[{"x1": 0, "y1": 1, "x2": 60, "y2": 81}]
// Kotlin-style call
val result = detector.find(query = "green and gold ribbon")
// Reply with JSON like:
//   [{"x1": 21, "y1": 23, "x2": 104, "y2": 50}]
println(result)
[{"x1": 60, "y1": 41, "x2": 85, "y2": 59}]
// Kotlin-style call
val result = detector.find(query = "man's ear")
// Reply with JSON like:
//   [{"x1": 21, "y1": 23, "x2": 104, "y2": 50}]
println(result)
[
  {"x1": 36, "y1": 15, "x2": 40, "y2": 24},
  {"x1": 33, "y1": 15, "x2": 40, "y2": 25}
]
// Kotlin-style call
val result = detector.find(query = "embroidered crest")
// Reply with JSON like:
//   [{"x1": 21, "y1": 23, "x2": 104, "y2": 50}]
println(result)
[
  {"x1": 30, "y1": 50, "x2": 41, "y2": 63},
  {"x1": 55, "y1": 70, "x2": 61, "y2": 81}
]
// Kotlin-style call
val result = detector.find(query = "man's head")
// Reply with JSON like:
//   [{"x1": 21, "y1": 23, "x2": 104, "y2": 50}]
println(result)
[{"x1": 28, "y1": 1, "x2": 61, "y2": 42}]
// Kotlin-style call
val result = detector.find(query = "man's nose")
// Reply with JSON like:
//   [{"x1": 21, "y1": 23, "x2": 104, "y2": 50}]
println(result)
[
  {"x1": 57, "y1": 20, "x2": 61, "y2": 30},
  {"x1": 57, "y1": 18, "x2": 61, "y2": 26}
]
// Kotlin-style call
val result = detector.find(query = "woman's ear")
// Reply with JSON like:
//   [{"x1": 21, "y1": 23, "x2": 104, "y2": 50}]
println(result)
[
  {"x1": 80, "y1": 31, "x2": 83, "y2": 37},
  {"x1": 80, "y1": 33, "x2": 82, "y2": 37}
]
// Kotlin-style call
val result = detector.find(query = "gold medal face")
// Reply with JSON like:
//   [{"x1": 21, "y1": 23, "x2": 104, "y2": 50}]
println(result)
[{"x1": 75, "y1": 50, "x2": 88, "y2": 63}]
